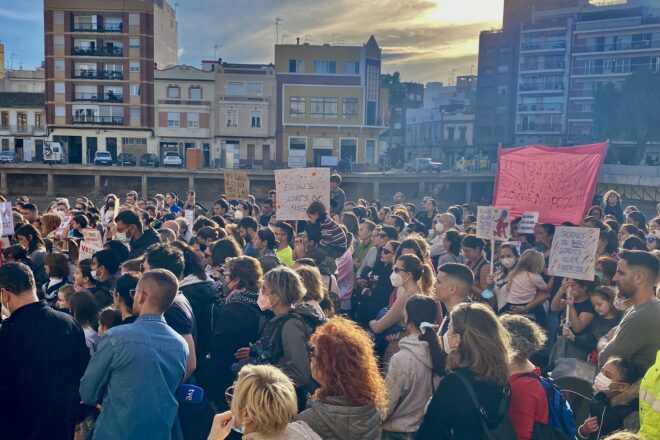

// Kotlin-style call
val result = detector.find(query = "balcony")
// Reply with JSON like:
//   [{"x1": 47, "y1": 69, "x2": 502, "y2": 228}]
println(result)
[
  {"x1": 518, "y1": 103, "x2": 564, "y2": 112},
  {"x1": 516, "y1": 123, "x2": 562, "y2": 133},
  {"x1": 73, "y1": 70, "x2": 124, "y2": 80},
  {"x1": 569, "y1": 89, "x2": 596, "y2": 98},
  {"x1": 521, "y1": 41, "x2": 566, "y2": 51},
  {"x1": 573, "y1": 40, "x2": 659, "y2": 54},
  {"x1": 0, "y1": 125, "x2": 46, "y2": 135},
  {"x1": 72, "y1": 46, "x2": 123, "y2": 57},
  {"x1": 519, "y1": 82, "x2": 565, "y2": 92},
  {"x1": 158, "y1": 99, "x2": 212, "y2": 106},
  {"x1": 520, "y1": 62, "x2": 565, "y2": 72},
  {"x1": 71, "y1": 23, "x2": 123, "y2": 33},
  {"x1": 73, "y1": 92, "x2": 123, "y2": 103},
  {"x1": 217, "y1": 95, "x2": 269, "y2": 102},
  {"x1": 72, "y1": 116, "x2": 124, "y2": 125},
  {"x1": 567, "y1": 111, "x2": 594, "y2": 120}
]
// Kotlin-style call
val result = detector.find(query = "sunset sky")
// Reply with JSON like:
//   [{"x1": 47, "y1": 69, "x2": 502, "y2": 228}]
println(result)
[{"x1": 0, "y1": 0, "x2": 504, "y2": 83}]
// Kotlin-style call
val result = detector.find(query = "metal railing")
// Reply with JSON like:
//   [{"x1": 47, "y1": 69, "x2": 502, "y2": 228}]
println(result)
[
  {"x1": 73, "y1": 70, "x2": 123, "y2": 80},
  {"x1": 516, "y1": 123, "x2": 562, "y2": 132},
  {"x1": 519, "y1": 82, "x2": 564, "y2": 92},
  {"x1": 520, "y1": 62, "x2": 566, "y2": 71},
  {"x1": 0, "y1": 125, "x2": 46, "y2": 135},
  {"x1": 72, "y1": 46, "x2": 123, "y2": 57},
  {"x1": 72, "y1": 116, "x2": 124, "y2": 125},
  {"x1": 518, "y1": 103, "x2": 564, "y2": 112},
  {"x1": 158, "y1": 99, "x2": 212, "y2": 106},
  {"x1": 521, "y1": 41, "x2": 566, "y2": 51},
  {"x1": 217, "y1": 95, "x2": 269, "y2": 102},
  {"x1": 573, "y1": 40, "x2": 658, "y2": 54},
  {"x1": 71, "y1": 23, "x2": 123, "y2": 33},
  {"x1": 73, "y1": 92, "x2": 123, "y2": 103}
]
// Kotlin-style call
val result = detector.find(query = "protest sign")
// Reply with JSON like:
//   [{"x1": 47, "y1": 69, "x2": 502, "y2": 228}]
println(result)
[
  {"x1": 476, "y1": 206, "x2": 511, "y2": 241},
  {"x1": 0, "y1": 202, "x2": 13, "y2": 236},
  {"x1": 82, "y1": 228, "x2": 103, "y2": 246},
  {"x1": 274, "y1": 167, "x2": 330, "y2": 221},
  {"x1": 55, "y1": 215, "x2": 72, "y2": 239},
  {"x1": 224, "y1": 171, "x2": 250, "y2": 200},
  {"x1": 548, "y1": 226, "x2": 599, "y2": 281},
  {"x1": 79, "y1": 241, "x2": 103, "y2": 261},
  {"x1": 518, "y1": 211, "x2": 540, "y2": 234},
  {"x1": 184, "y1": 210, "x2": 195, "y2": 228},
  {"x1": 493, "y1": 142, "x2": 607, "y2": 225}
]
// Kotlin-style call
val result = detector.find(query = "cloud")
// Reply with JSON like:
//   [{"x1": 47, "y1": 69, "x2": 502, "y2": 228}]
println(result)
[{"x1": 178, "y1": 47, "x2": 185, "y2": 57}]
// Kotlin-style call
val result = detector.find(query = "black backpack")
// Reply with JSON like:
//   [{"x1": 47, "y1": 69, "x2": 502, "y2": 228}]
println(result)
[{"x1": 454, "y1": 371, "x2": 517, "y2": 440}]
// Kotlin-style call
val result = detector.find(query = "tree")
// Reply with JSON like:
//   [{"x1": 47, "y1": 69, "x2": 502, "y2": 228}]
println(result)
[{"x1": 381, "y1": 72, "x2": 407, "y2": 108}]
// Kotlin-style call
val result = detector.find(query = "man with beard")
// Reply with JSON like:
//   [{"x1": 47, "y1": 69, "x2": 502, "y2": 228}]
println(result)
[{"x1": 599, "y1": 250, "x2": 660, "y2": 371}]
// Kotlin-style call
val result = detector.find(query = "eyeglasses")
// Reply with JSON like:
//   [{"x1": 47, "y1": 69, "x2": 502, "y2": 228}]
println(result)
[
  {"x1": 309, "y1": 346, "x2": 316, "y2": 358},
  {"x1": 377, "y1": 232, "x2": 388, "y2": 238},
  {"x1": 646, "y1": 237, "x2": 657, "y2": 243},
  {"x1": 382, "y1": 248, "x2": 393, "y2": 255},
  {"x1": 393, "y1": 267, "x2": 407, "y2": 273},
  {"x1": 225, "y1": 385, "x2": 236, "y2": 406},
  {"x1": 129, "y1": 289, "x2": 138, "y2": 298},
  {"x1": 139, "y1": 263, "x2": 145, "y2": 273}
]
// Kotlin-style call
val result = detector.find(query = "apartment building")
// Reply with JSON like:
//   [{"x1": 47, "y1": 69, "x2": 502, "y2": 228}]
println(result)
[
  {"x1": 44, "y1": 0, "x2": 177, "y2": 164},
  {"x1": 275, "y1": 36, "x2": 386, "y2": 169},
  {"x1": 0, "y1": 93, "x2": 47, "y2": 160},
  {"x1": 1, "y1": 67, "x2": 46, "y2": 93},
  {"x1": 155, "y1": 64, "x2": 215, "y2": 166}
]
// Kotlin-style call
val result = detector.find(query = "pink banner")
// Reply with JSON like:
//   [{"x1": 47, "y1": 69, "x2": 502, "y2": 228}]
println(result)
[{"x1": 493, "y1": 142, "x2": 608, "y2": 225}]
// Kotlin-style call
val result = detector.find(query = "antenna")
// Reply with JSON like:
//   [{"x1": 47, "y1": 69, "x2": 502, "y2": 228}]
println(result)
[
  {"x1": 9, "y1": 53, "x2": 18, "y2": 70},
  {"x1": 214, "y1": 43, "x2": 223, "y2": 60},
  {"x1": 281, "y1": 33, "x2": 288, "y2": 44},
  {"x1": 332, "y1": 33, "x2": 340, "y2": 45},
  {"x1": 275, "y1": 17, "x2": 282, "y2": 45},
  {"x1": 304, "y1": 34, "x2": 312, "y2": 43}
]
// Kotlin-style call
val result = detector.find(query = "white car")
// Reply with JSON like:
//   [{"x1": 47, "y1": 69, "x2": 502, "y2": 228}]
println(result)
[{"x1": 162, "y1": 151, "x2": 183, "y2": 168}]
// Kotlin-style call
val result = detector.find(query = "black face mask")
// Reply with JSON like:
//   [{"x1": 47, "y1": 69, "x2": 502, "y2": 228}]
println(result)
[{"x1": 198, "y1": 243, "x2": 207, "y2": 252}]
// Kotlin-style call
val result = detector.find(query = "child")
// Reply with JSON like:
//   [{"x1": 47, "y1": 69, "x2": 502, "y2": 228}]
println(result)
[
  {"x1": 590, "y1": 287, "x2": 623, "y2": 355},
  {"x1": 603, "y1": 190, "x2": 624, "y2": 224},
  {"x1": 98, "y1": 306, "x2": 123, "y2": 337},
  {"x1": 503, "y1": 249, "x2": 549, "y2": 324},
  {"x1": 55, "y1": 284, "x2": 76, "y2": 313},
  {"x1": 578, "y1": 357, "x2": 641, "y2": 439},
  {"x1": 69, "y1": 290, "x2": 100, "y2": 355}
]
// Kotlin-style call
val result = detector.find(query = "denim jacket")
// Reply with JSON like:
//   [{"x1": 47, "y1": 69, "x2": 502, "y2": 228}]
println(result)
[{"x1": 80, "y1": 314, "x2": 188, "y2": 440}]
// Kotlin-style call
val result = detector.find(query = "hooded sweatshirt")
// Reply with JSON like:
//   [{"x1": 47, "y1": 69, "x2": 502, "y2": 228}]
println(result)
[
  {"x1": 244, "y1": 421, "x2": 322, "y2": 440},
  {"x1": 383, "y1": 335, "x2": 439, "y2": 433},
  {"x1": 296, "y1": 396, "x2": 382, "y2": 440}
]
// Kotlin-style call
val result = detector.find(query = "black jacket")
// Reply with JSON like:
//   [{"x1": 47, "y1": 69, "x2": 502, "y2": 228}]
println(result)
[
  {"x1": 128, "y1": 227, "x2": 161, "y2": 259},
  {"x1": 585, "y1": 388, "x2": 639, "y2": 439},
  {"x1": 91, "y1": 278, "x2": 115, "y2": 311},
  {"x1": 179, "y1": 276, "x2": 221, "y2": 364},
  {"x1": 0, "y1": 301, "x2": 90, "y2": 440}
]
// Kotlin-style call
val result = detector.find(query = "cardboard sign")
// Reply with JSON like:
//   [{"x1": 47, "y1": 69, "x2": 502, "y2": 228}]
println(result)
[
  {"x1": 82, "y1": 228, "x2": 103, "y2": 246},
  {"x1": 0, "y1": 202, "x2": 13, "y2": 236},
  {"x1": 548, "y1": 226, "x2": 599, "y2": 281},
  {"x1": 476, "y1": 206, "x2": 511, "y2": 241},
  {"x1": 518, "y1": 211, "x2": 540, "y2": 234},
  {"x1": 55, "y1": 215, "x2": 72, "y2": 239},
  {"x1": 184, "y1": 210, "x2": 195, "y2": 228},
  {"x1": 79, "y1": 241, "x2": 103, "y2": 261},
  {"x1": 274, "y1": 167, "x2": 331, "y2": 221},
  {"x1": 224, "y1": 171, "x2": 250, "y2": 200}
]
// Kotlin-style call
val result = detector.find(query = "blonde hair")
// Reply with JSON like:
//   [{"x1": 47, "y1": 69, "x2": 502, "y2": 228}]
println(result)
[
  {"x1": 295, "y1": 265, "x2": 326, "y2": 302},
  {"x1": 231, "y1": 364, "x2": 297, "y2": 436},
  {"x1": 263, "y1": 266, "x2": 306, "y2": 307},
  {"x1": 507, "y1": 248, "x2": 545, "y2": 283}
]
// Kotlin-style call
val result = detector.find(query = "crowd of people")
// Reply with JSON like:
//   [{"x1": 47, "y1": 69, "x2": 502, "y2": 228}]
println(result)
[{"x1": 0, "y1": 179, "x2": 660, "y2": 440}]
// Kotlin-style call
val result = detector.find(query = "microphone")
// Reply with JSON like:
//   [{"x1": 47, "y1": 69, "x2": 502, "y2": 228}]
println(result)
[{"x1": 175, "y1": 384, "x2": 204, "y2": 404}]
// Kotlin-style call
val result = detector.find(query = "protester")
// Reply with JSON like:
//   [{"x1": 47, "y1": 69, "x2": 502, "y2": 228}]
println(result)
[
  {"x1": 41, "y1": 252, "x2": 71, "y2": 305},
  {"x1": 460, "y1": 234, "x2": 490, "y2": 299},
  {"x1": 359, "y1": 239, "x2": 398, "y2": 328},
  {"x1": 329, "y1": 173, "x2": 346, "y2": 214},
  {"x1": 114, "y1": 210, "x2": 161, "y2": 259},
  {"x1": 69, "y1": 290, "x2": 100, "y2": 355},
  {"x1": 252, "y1": 227, "x2": 282, "y2": 272},
  {"x1": 90, "y1": 248, "x2": 121, "y2": 309},
  {"x1": 273, "y1": 221, "x2": 295, "y2": 267},
  {"x1": 16, "y1": 223, "x2": 48, "y2": 286},
  {"x1": 98, "y1": 306, "x2": 122, "y2": 336},
  {"x1": 502, "y1": 249, "x2": 549, "y2": 324},
  {"x1": 435, "y1": 263, "x2": 473, "y2": 335},
  {"x1": 113, "y1": 272, "x2": 139, "y2": 324}
]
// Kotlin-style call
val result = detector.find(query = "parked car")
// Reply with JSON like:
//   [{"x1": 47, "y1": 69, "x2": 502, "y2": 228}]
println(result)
[
  {"x1": 0, "y1": 151, "x2": 19, "y2": 164},
  {"x1": 117, "y1": 153, "x2": 136, "y2": 166},
  {"x1": 140, "y1": 153, "x2": 160, "y2": 167},
  {"x1": 403, "y1": 158, "x2": 443, "y2": 173},
  {"x1": 162, "y1": 151, "x2": 183, "y2": 168},
  {"x1": 93, "y1": 151, "x2": 114, "y2": 166}
]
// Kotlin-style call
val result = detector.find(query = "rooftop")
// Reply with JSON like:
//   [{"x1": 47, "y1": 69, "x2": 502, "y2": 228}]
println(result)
[{"x1": 0, "y1": 92, "x2": 45, "y2": 108}]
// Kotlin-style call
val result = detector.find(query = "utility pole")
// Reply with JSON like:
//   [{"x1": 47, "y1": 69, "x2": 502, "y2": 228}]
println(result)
[
  {"x1": 214, "y1": 43, "x2": 223, "y2": 60},
  {"x1": 9, "y1": 53, "x2": 18, "y2": 70},
  {"x1": 275, "y1": 17, "x2": 282, "y2": 45}
]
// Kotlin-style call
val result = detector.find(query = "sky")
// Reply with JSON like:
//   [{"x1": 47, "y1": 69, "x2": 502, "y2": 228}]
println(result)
[{"x1": 0, "y1": 0, "x2": 504, "y2": 84}]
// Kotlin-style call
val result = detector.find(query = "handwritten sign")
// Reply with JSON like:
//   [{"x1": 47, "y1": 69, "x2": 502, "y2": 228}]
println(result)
[
  {"x1": 548, "y1": 226, "x2": 599, "y2": 281},
  {"x1": 55, "y1": 215, "x2": 72, "y2": 239},
  {"x1": 184, "y1": 210, "x2": 195, "y2": 228},
  {"x1": 493, "y1": 142, "x2": 607, "y2": 225},
  {"x1": 0, "y1": 202, "x2": 13, "y2": 236},
  {"x1": 79, "y1": 241, "x2": 103, "y2": 262},
  {"x1": 82, "y1": 228, "x2": 103, "y2": 246},
  {"x1": 224, "y1": 171, "x2": 250, "y2": 200},
  {"x1": 518, "y1": 211, "x2": 540, "y2": 234},
  {"x1": 476, "y1": 206, "x2": 511, "y2": 241},
  {"x1": 274, "y1": 167, "x2": 330, "y2": 221}
]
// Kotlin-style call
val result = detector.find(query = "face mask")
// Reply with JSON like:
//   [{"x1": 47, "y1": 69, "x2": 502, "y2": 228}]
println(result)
[
  {"x1": 257, "y1": 291, "x2": 272, "y2": 311},
  {"x1": 68, "y1": 229, "x2": 76, "y2": 238},
  {"x1": 90, "y1": 270, "x2": 98, "y2": 281},
  {"x1": 390, "y1": 272, "x2": 404, "y2": 287},
  {"x1": 234, "y1": 210, "x2": 244, "y2": 220},
  {"x1": 593, "y1": 372, "x2": 612, "y2": 393},
  {"x1": 501, "y1": 257, "x2": 516, "y2": 269},
  {"x1": 613, "y1": 294, "x2": 632, "y2": 312},
  {"x1": 595, "y1": 271, "x2": 604, "y2": 283},
  {"x1": 115, "y1": 231, "x2": 131, "y2": 244},
  {"x1": 435, "y1": 222, "x2": 445, "y2": 234},
  {"x1": 443, "y1": 332, "x2": 454, "y2": 355}
]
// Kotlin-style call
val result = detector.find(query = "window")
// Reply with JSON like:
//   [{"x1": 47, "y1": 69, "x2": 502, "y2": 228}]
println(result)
[
  {"x1": 310, "y1": 97, "x2": 338, "y2": 118},
  {"x1": 250, "y1": 111, "x2": 261, "y2": 128},
  {"x1": 54, "y1": 59, "x2": 64, "y2": 71},
  {"x1": 35, "y1": 113, "x2": 43, "y2": 127},
  {"x1": 1, "y1": 112, "x2": 8, "y2": 127},
  {"x1": 123, "y1": 137, "x2": 147, "y2": 145},
  {"x1": 54, "y1": 36, "x2": 64, "y2": 48},
  {"x1": 129, "y1": 38, "x2": 140, "y2": 49},
  {"x1": 167, "y1": 112, "x2": 180, "y2": 127},
  {"x1": 130, "y1": 84, "x2": 140, "y2": 96},
  {"x1": 345, "y1": 61, "x2": 359, "y2": 75},
  {"x1": 1, "y1": 139, "x2": 8, "y2": 151},
  {"x1": 189, "y1": 87, "x2": 202, "y2": 100},
  {"x1": 54, "y1": 82, "x2": 65, "y2": 94},
  {"x1": 130, "y1": 62, "x2": 140, "y2": 73},
  {"x1": 342, "y1": 98, "x2": 358, "y2": 119},
  {"x1": 130, "y1": 108, "x2": 140, "y2": 120},
  {"x1": 289, "y1": 137, "x2": 306, "y2": 151},
  {"x1": 288, "y1": 59, "x2": 304, "y2": 73},
  {"x1": 314, "y1": 60, "x2": 337, "y2": 74},
  {"x1": 188, "y1": 112, "x2": 200, "y2": 128},
  {"x1": 129, "y1": 13, "x2": 140, "y2": 26},
  {"x1": 446, "y1": 127, "x2": 455, "y2": 140},
  {"x1": 247, "y1": 82, "x2": 263, "y2": 97},
  {"x1": 365, "y1": 139, "x2": 376, "y2": 164},
  {"x1": 497, "y1": 65, "x2": 509, "y2": 73},
  {"x1": 53, "y1": 11, "x2": 64, "y2": 24},
  {"x1": 167, "y1": 86, "x2": 180, "y2": 98},
  {"x1": 290, "y1": 97, "x2": 305, "y2": 118},
  {"x1": 459, "y1": 126, "x2": 467, "y2": 140},
  {"x1": 367, "y1": 65, "x2": 379, "y2": 101},
  {"x1": 228, "y1": 82, "x2": 245, "y2": 96},
  {"x1": 226, "y1": 109, "x2": 237, "y2": 127},
  {"x1": 55, "y1": 106, "x2": 65, "y2": 117}
]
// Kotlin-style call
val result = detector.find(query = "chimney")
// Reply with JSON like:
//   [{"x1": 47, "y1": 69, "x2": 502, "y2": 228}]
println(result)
[{"x1": 296, "y1": 37, "x2": 300, "y2": 46}]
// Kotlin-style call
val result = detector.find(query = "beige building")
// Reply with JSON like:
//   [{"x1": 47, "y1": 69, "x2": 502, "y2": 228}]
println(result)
[
  {"x1": 275, "y1": 36, "x2": 386, "y2": 169},
  {"x1": 0, "y1": 92, "x2": 47, "y2": 160},
  {"x1": 0, "y1": 43, "x2": 4, "y2": 81},
  {"x1": 154, "y1": 64, "x2": 215, "y2": 166},
  {"x1": 1, "y1": 67, "x2": 46, "y2": 93},
  {"x1": 44, "y1": 0, "x2": 177, "y2": 164},
  {"x1": 201, "y1": 60, "x2": 277, "y2": 169}
]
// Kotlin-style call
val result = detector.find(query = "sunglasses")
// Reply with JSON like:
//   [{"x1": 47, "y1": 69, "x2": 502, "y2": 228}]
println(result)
[
  {"x1": 382, "y1": 248, "x2": 393, "y2": 255},
  {"x1": 646, "y1": 237, "x2": 657, "y2": 243}
]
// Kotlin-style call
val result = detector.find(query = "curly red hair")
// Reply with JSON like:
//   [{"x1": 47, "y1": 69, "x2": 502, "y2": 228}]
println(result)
[{"x1": 310, "y1": 316, "x2": 387, "y2": 413}]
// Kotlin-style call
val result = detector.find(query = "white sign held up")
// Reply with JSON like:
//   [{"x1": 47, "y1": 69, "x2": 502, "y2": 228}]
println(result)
[
  {"x1": 79, "y1": 241, "x2": 103, "y2": 261},
  {"x1": 548, "y1": 226, "x2": 599, "y2": 281},
  {"x1": 82, "y1": 228, "x2": 103, "y2": 246},
  {"x1": 275, "y1": 168, "x2": 331, "y2": 221},
  {"x1": 476, "y1": 206, "x2": 511, "y2": 241},
  {"x1": 518, "y1": 211, "x2": 540, "y2": 234},
  {"x1": 0, "y1": 202, "x2": 13, "y2": 236}
]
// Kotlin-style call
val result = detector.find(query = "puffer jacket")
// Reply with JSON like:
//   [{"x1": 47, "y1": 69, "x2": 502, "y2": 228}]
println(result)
[
  {"x1": 244, "y1": 421, "x2": 322, "y2": 440},
  {"x1": 383, "y1": 335, "x2": 440, "y2": 434},
  {"x1": 639, "y1": 350, "x2": 660, "y2": 440},
  {"x1": 296, "y1": 396, "x2": 381, "y2": 440},
  {"x1": 179, "y1": 274, "x2": 221, "y2": 365},
  {"x1": 584, "y1": 381, "x2": 640, "y2": 439}
]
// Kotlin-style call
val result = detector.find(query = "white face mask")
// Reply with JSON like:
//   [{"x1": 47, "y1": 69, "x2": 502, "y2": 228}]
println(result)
[
  {"x1": 234, "y1": 210, "x2": 244, "y2": 220},
  {"x1": 593, "y1": 372, "x2": 612, "y2": 393},
  {"x1": 257, "y1": 291, "x2": 272, "y2": 311},
  {"x1": 90, "y1": 270, "x2": 98, "y2": 281},
  {"x1": 390, "y1": 271, "x2": 404, "y2": 287},
  {"x1": 442, "y1": 332, "x2": 454, "y2": 355},
  {"x1": 115, "y1": 231, "x2": 131, "y2": 244},
  {"x1": 435, "y1": 222, "x2": 445, "y2": 234},
  {"x1": 501, "y1": 257, "x2": 516, "y2": 269}
]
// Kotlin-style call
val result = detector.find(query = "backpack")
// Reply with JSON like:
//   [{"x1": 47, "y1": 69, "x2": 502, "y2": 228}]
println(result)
[
  {"x1": 521, "y1": 373, "x2": 576, "y2": 440},
  {"x1": 454, "y1": 371, "x2": 517, "y2": 440}
]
